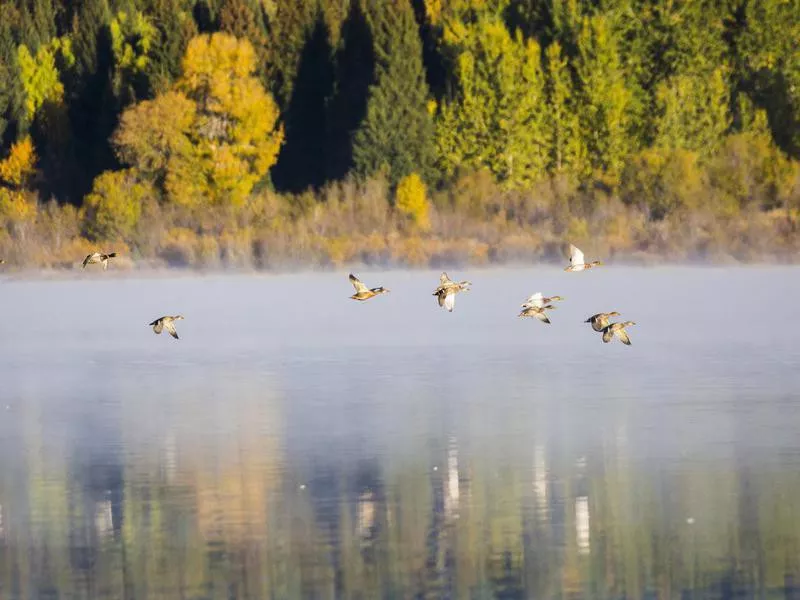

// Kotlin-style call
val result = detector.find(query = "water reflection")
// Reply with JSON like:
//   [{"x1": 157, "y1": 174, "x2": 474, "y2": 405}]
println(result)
[
  {"x1": 2, "y1": 269, "x2": 800, "y2": 598},
  {"x1": 2, "y1": 391, "x2": 800, "y2": 598}
]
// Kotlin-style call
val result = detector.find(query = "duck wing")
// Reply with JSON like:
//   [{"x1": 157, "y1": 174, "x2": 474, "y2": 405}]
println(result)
[
  {"x1": 150, "y1": 319, "x2": 164, "y2": 334},
  {"x1": 616, "y1": 327, "x2": 631, "y2": 345},
  {"x1": 569, "y1": 244, "x2": 585, "y2": 266},
  {"x1": 164, "y1": 320, "x2": 179, "y2": 339},
  {"x1": 523, "y1": 292, "x2": 544, "y2": 308},
  {"x1": 443, "y1": 291, "x2": 456, "y2": 312},
  {"x1": 349, "y1": 273, "x2": 369, "y2": 294}
]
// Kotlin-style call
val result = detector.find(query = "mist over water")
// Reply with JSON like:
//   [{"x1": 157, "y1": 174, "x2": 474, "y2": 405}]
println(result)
[{"x1": 1, "y1": 267, "x2": 799, "y2": 598}]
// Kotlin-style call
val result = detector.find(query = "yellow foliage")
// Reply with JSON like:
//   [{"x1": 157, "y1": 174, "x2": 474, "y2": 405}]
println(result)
[
  {"x1": 0, "y1": 189, "x2": 38, "y2": 223},
  {"x1": 84, "y1": 169, "x2": 150, "y2": 241},
  {"x1": 395, "y1": 173, "x2": 431, "y2": 231},
  {"x1": 113, "y1": 34, "x2": 283, "y2": 207},
  {"x1": 0, "y1": 137, "x2": 36, "y2": 188}
]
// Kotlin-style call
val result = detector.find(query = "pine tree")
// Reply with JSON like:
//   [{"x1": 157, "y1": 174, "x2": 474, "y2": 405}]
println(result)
[
  {"x1": 737, "y1": 0, "x2": 800, "y2": 157},
  {"x1": 353, "y1": 0, "x2": 434, "y2": 185},
  {"x1": 545, "y1": 41, "x2": 585, "y2": 175},
  {"x1": 326, "y1": 0, "x2": 374, "y2": 181},
  {"x1": 218, "y1": 0, "x2": 269, "y2": 81},
  {"x1": 266, "y1": 0, "x2": 318, "y2": 106},
  {"x1": 434, "y1": 16, "x2": 550, "y2": 188},
  {"x1": 140, "y1": 0, "x2": 197, "y2": 94},
  {"x1": 574, "y1": 14, "x2": 637, "y2": 180},
  {"x1": 272, "y1": 13, "x2": 335, "y2": 192},
  {"x1": 0, "y1": 4, "x2": 26, "y2": 149}
]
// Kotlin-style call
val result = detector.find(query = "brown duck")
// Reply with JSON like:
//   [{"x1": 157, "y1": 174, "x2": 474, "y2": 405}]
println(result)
[
  {"x1": 602, "y1": 321, "x2": 636, "y2": 345},
  {"x1": 348, "y1": 274, "x2": 389, "y2": 301},
  {"x1": 149, "y1": 315, "x2": 184, "y2": 340},
  {"x1": 585, "y1": 311, "x2": 621, "y2": 332}
]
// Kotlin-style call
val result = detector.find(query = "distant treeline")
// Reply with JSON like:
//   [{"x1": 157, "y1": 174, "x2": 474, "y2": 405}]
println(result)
[{"x1": 0, "y1": 0, "x2": 798, "y2": 268}]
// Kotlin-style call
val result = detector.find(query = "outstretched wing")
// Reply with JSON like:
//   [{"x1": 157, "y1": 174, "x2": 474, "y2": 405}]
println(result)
[
  {"x1": 164, "y1": 320, "x2": 179, "y2": 339},
  {"x1": 534, "y1": 311, "x2": 551, "y2": 324},
  {"x1": 150, "y1": 319, "x2": 164, "y2": 334},
  {"x1": 616, "y1": 328, "x2": 631, "y2": 345},
  {"x1": 82, "y1": 254, "x2": 93, "y2": 268},
  {"x1": 569, "y1": 244, "x2": 585, "y2": 266},
  {"x1": 443, "y1": 291, "x2": 456, "y2": 312},
  {"x1": 523, "y1": 292, "x2": 544, "y2": 308},
  {"x1": 439, "y1": 272, "x2": 453, "y2": 286},
  {"x1": 349, "y1": 274, "x2": 369, "y2": 294}
]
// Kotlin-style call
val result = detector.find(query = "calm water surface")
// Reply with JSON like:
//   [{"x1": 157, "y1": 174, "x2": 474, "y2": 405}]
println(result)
[{"x1": 0, "y1": 267, "x2": 799, "y2": 599}]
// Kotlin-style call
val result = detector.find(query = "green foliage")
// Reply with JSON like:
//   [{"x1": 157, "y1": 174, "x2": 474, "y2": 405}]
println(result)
[
  {"x1": 654, "y1": 67, "x2": 731, "y2": 156},
  {"x1": 620, "y1": 146, "x2": 705, "y2": 220},
  {"x1": 545, "y1": 41, "x2": 585, "y2": 175},
  {"x1": 435, "y1": 16, "x2": 550, "y2": 188},
  {"x1": 395, "y1": 172, "x2": 430, "y2": 230},
  {"x1": 110, "y1": 10, "x2": 158, "y2": 100},
  {"x1": 574, "y1": 14, "x2": 638, "y2": 180},
  {"x1": 266, "y1": 0, "x2": 318, "y2": 105},
  {"x1": 737, "y1": 0, "x2": 800, "y2": 156},
  {"x1": 83, "y1": 168, "x2": 149, "y2": 240},
  {"x1": 17, "y1": 42, "x2": 64, "y2": 119},
  {"x1": 353, "y1": 0, "x2": 435, "y2": 185},
  {"x1": 139, "y1": 0, "x2": 198, "y2": 94}
]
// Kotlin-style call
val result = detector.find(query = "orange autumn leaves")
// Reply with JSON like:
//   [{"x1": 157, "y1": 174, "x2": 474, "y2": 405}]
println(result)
[{"x1": 111, "y1": 33, "x2": 284, "y2": 209}]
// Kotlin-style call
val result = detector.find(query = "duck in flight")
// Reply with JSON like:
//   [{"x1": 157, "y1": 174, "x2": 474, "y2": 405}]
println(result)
[
  {"x1": 149, "y1": 315, "x2": 184, "y2": 340},
  {"x1": 585, "y1": 311, "x2": 621, "y2": 332},
  {"x1": 564, "y1": 244, "x2": 602, "y2": 272},
  {"x1": 518, "y1": 304, "x2": 555, "y2": 324},
  {"x1": 348, "y1": 273, "x2": 389, "y2": 301},
  {"x1": 521, "y1": 292, "x2": 563, "y2": 309},
  {"x1": 601, "y1": 321, "x2": 635, "y2": 345},
  {"x1": 83, "y1": 251, "x2": 117, "y2": 270},
  {"x1": 433, "y1": 272, "x2": 471, "y2": 312}
]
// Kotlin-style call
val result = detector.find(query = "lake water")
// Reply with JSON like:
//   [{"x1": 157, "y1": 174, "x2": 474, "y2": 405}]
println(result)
[{"x1": 1, "y1": 266, "x2": 799, "y2": 599}]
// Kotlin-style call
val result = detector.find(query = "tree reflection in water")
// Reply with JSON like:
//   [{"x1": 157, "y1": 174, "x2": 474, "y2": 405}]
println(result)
[{"x1": 1, "y1": 369, "x2": 800, "y2": 598}]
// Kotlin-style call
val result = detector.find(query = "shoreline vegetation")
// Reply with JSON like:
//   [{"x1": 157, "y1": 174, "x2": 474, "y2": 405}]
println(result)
[{"x1": 1, "y1": 1, "x2": 799, "y2": 270}]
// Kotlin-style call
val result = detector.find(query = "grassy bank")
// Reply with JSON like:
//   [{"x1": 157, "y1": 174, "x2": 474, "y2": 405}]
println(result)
[{"x1": 1, "y1": 165, "x2": 799, "y2": 272}]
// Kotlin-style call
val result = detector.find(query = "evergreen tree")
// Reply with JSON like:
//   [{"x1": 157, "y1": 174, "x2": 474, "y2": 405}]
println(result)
[
  {"x1": 353, "y1": 0, "x2": 434, "y2": 186},
  {"x1": 545, "y1": 41, "x2": 585, "y2": 175},
  {"x1": 218, "y1": 0, "x2": 269, "y2": 81},
  {"x1": 140, "y1": 0, "x2": 198, "y2": 94},
  {"x1": 266, "y1": 0, "x2": 318, "y2": 107},
  {"x1": 64, "y1": 0, "x2": 116, "y2": 203},
  {"x1": 0, "y1": 3, "x2": 26, "y2": 149},
  {"x1": 272, "y1": 13, "x2": 335, "y2": 192},
  {"x1": 737, "y1": 0, "x2": 800, "y2": 157},
  {"x1": 326, "y1": 0, "x2": 374, "y2": 181},
  {"x1": 574, "y1": 14, "x2": 638, "y2": 180},
  {"x1": 434, "y1": 16, "x2": 550, "y2": 188}
]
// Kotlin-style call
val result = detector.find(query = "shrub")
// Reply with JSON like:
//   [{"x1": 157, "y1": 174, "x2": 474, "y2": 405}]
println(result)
[{"x1": 395, "y1": 172, "x2": 431, "y2": 231}]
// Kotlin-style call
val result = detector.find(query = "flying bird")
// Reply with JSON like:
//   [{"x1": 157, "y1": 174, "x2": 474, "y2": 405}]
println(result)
[
  {"x1": 348, "y1": 273, "x2": 389, "y2": 301},
  {"x1": 83, "y1": 252, "x2": 117, "y2": 270},
  {"x1": 521, "y1": 292, "x2": 564, "y2": 309},
  {"x1": 149, "y1": 315, "x2": 184, "y2": 340},
  {"x1": 518, "y1": 304, "x2": 555, "y2": 324},
  {"x1": 601, "y1": 321, "x2": 636, "y2": 345},
  {"x1": 433, "y1": 272, "x2": 471, "y2": 312},
  {"x1": 564, "y1": 244, "x2": 602, "y2": 272},
  {"x1": 585, "y1": 312, "x2": 621, "y2": 332}
]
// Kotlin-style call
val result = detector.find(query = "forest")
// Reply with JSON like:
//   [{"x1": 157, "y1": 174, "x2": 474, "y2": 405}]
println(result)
[{"x1": 0, "y1": 0, "x2": 798, "y2": 268}]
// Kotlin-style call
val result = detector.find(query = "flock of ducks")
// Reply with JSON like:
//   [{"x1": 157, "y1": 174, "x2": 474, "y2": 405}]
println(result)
[
  {"x1": 1, "y1": 244, "x2": 634, "y2": 344},
  {"x1": 349, "y1": 243, "x2": 636, "y2": 346}
]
